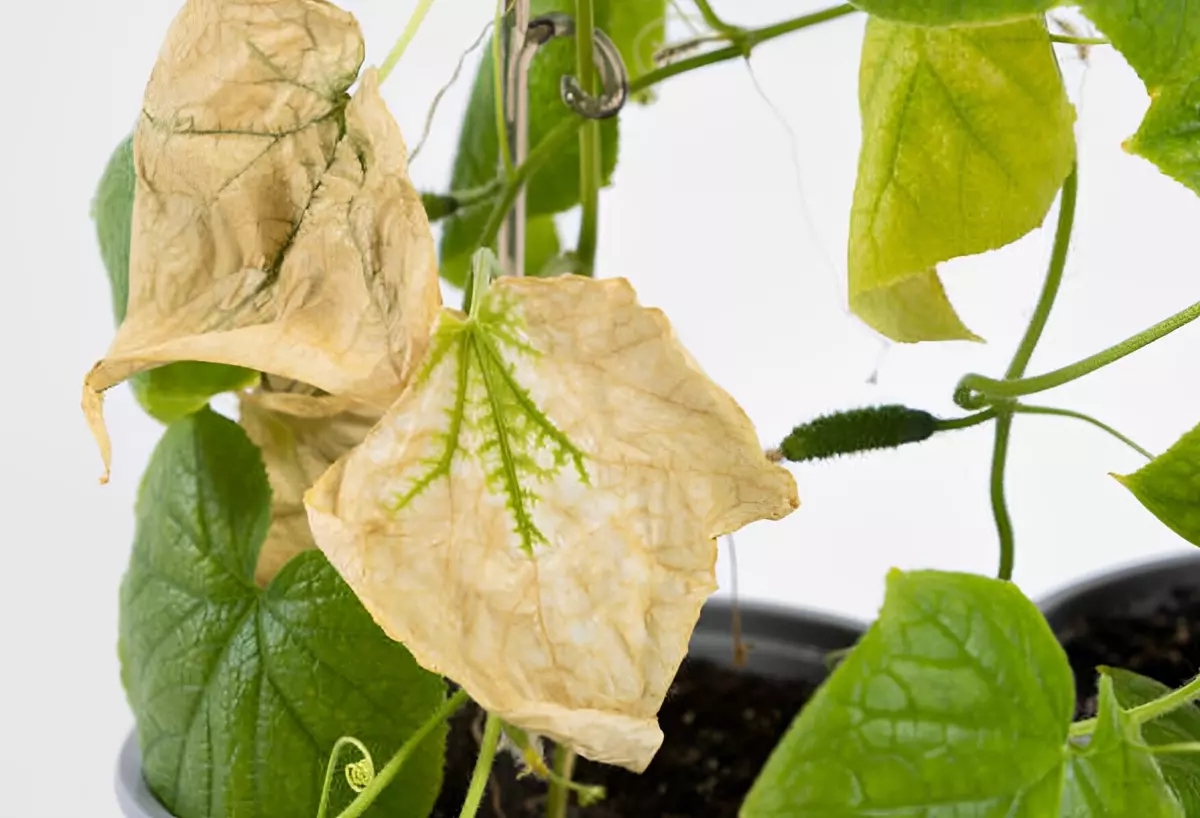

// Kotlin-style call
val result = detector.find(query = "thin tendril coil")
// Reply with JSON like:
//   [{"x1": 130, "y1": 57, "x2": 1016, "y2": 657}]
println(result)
[{"x1": 344, "y1": 755, "x2": 376, "y2": 792}]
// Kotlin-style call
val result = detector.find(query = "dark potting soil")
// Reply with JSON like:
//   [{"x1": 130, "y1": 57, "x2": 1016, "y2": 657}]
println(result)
[
  {"x1": 1058, "y1": 581, "x2": 1200, "y2": 720},
  {"x1": 429, "y1": 658, "x2": 817, "y2": 818}
]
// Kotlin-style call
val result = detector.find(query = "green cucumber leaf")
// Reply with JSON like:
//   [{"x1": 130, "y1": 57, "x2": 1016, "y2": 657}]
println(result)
[
  {"x1": 119, "y1": 409, "x2": 447, "y2": 818},
  {"x1": 1106, "y1": 667, "x2": 1200, "y2": 811},
  {"x1": 742, "y1": 569, "x2": 1074, "y2": 816},
  {"x1": 1060, "y1": 674, "x2": 1183, "y2": 816},
  {"x1": 848, "y1": 0, "x2": 1056, "y2": 26},
  {"x1": 1077, "y1": 0, "x2": 1200, "y2": 194},
  {"x1": 92, "y1": 138, "x2": 257, "y2": 422},
  {"x1": 848, "y1": 17, "x2": 1075, "y2": 342},
  {"x1": 439, "y1": 0, "x2": 665, "y2": 286},
  {"x1": 1114, "y1": 422, "x2": 1200, "y2": 546}
]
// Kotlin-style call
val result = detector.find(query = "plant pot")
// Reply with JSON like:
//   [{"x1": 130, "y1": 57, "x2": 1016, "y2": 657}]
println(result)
[
  {"x1": 1039, "y1": 552, "x2": 1200, "y2": 716},
  {"x1": 115, "y1": 598, "x2": 865, "y2": 818}
]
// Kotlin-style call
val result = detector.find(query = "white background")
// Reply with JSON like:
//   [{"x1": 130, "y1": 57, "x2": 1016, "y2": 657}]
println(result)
[{"x1": 3, "y1": 1, "x2": 1199, "y2": 815}]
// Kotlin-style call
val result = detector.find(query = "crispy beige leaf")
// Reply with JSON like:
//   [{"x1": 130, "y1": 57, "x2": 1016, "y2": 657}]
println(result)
[
  {"x1": 239, "y1": 382, "x2": 382, "y2": 586},
  {"x1": 305, "y1": 275, "x2": 799, "y2": 772},
  {"x1": 82, "y1": 0, "x2": 440, "y2": 480}
]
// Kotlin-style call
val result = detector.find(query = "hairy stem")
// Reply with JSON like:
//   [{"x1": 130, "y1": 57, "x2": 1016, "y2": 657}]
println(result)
[
  {"x1": 933, "y1": 408, "x2": 999, "y2": 432},
  {"x1": 335, "y1": 690, "x2": 470, "y2": 818},
  {"x1": 575, "y1": 0, "x2": 601, "y2": 273},
  {"x1": 458, "y1": 713, "x2": 503, "y2": 818},
  {"x1": 546, "y1": 745, "x2": 577, "y2": 818},
  {"x1": 1012, "y1": 404, "x2": 1152, "y2": 460},
  {"x1": 693, "y1": 0, "x2": 743, "y2": 39},
  {"x1": 378, "y1": 0, "x2": 439, "y2": 84}
]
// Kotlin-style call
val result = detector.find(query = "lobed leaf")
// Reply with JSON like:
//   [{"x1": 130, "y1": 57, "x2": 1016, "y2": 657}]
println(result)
[{"x1": 119, "y1": 409, "x2": 447, "y2": 818}]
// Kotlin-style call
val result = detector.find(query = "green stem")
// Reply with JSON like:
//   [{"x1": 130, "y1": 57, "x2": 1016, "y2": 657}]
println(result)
[
  {"x1": 546, "y1": 746, "x2": 577, "y2": 818},
  {"x1": 378, "y1": 0, "x2": 439, "y2": 84},
  {"x1": 472, "y1": 4, "x2": 857, "y2": 254},
  {"x1": 933, "y1": 408, "x2": 999, "y2": 432},
  {"x1": 692, "y1": 0, "x2": 744, "y2": 39},
  {"x1": 1071, "y1": 674, "x2": 1200, "y2": 738},
  {"x1": 334, "y1": 690, "x2": 470, "y2": 818},
  {"x1": 493, "y1": 0, "x2": 515, "y2": 180},
  {"x1": 575, "y1": 0, "x2": 600, "y2": 274},
  {"x1": 990, "y1": 411, "x2": 1016, "y2": 581},
  {"x1": 1006, "y1": 164, "x2": 1078, "y2": 380},
  {"x1": 956, "y1": 297, "x2": 1200, "y2": 409},
  {"x1": 1144, "y1": 742, "x2": 1200, "y2": 755},
  {"x1": 1049, "y1": 34, "x2": 1109, "y2": 46},
  {"x1": 1011, "y1": 404, "x2": 1152, "y2": 460},
  {"x1": 458, "y1": 713, "x2": 503, "y2": 818}
]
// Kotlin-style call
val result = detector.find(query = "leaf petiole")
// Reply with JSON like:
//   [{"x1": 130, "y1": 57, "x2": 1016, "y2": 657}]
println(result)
[
  {"x1": 1071, "y1": 673, "x2": 1200, "y2": 739},
  {"x1": 378, "y1": 0, "x2": 439, "y2": 84},
  {"x1": 458, "y1": 713, "x2": 503, "y2": 818}
]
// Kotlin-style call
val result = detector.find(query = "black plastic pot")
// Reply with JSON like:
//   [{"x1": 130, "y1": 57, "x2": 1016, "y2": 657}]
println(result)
[
  {"x1": 1039, "y1": 552, "x2": 1200, "y2": 710},
  {"x1": 116, "y1": 598, "x2": 865, "y2": 817}
]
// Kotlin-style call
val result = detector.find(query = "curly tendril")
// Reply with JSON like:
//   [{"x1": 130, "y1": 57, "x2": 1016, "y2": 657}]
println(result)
[{"x1": 316, "y1": 737, "x2": 376, "y2": 818}]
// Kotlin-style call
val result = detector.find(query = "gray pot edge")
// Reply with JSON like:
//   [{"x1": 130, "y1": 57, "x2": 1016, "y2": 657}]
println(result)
[{"x1": 115, "y1": 597, "x2": 868, "y2": 818}]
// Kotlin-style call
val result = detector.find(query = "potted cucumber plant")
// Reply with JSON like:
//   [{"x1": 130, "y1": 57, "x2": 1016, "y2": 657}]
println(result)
[{"x1": 91, "y1": 0, "x2": 1200, "y2": 815}]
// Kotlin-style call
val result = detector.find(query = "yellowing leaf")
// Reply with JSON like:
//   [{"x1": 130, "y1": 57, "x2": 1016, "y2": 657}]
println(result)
[
  {"x1": 849, "y1": 17, "x2": 1075, "y2": 342},
  {"x1": 238, "y1": 382, "x2": 382, "y2": 586},
  {"x1": 305, "y1": 275, "x2": 798, "y2": 772},
  {"x1": 82, "y1": 0, "x2": 440, "y2": 480}
]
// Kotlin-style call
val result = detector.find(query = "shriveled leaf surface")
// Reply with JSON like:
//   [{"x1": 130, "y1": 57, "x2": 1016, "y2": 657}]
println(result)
[
  {"x1": 849, "y1": 17, "x2": 1075, "y2": 342},
  {"x1": 239, "y1": 383, "x2": 382, "y2": 586},
  {"x1": 1079, "y1": 0, "x2": 1200, "y2": 194},
  {"x1": 93, "y1": 136, "x2": 257, "y2": 423},
  {"x1": 438, "y1": 0, "x2": 656, "y2": 286},
  {"x1": 743, "y1": 570, "x2": 1074, "y2": 816},
  {"x1": 83, "y1": 0, "x2": 440, "y2": 477},
  {"x1": 1106, "y1": 668, "x2": 1200, "y2": 811},
  {"x1": 1114, "y1": 422, "x2": 1200, "y2": 546},
  {"x1": 120, "y1": 409, "x2": 446, "y2": 818},
  {"x1": 1060, "y1": 675, "x2": 1183, "y2": 816},
  {"x1": 306, "y1": 275, "x2": 797, "y2": 772},
  {"x1": 849, "y1": 0, "x2": 1056, "y2": 25}
]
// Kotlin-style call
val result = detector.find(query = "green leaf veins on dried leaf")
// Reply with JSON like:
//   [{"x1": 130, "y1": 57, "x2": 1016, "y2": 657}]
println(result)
[
  {"x1": 849, "y1": 17, "x2": 1075, "y2": 342},
  {"x1": 82, "y1": 0, "x2": 441, "y2": 481},
  {"x1": 305, "y1": 271, "x2": 798, "y2": 772}
]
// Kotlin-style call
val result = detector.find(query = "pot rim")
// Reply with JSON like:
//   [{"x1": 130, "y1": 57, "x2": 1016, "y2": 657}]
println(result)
[
  {"x1": 115, "y1": 596, "x2": 865, "y2": 817},
  {"x1": 1036, "y1": 550, "x2": 1200, "y2": 620}
]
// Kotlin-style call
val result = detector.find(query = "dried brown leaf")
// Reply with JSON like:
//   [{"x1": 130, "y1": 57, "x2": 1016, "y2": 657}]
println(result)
[
  {"x1": 305, "y1": 275, "x2": 799, "y2": 772},
  {"x1": 82, "y1": 0, "x2": 440, "y2": 480}
]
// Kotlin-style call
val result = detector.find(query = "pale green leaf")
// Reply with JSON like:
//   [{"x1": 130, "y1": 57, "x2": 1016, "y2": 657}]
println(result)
[
  {"x1": 1114, "y1": 422, "x2": 1200, "y2": 546},
  {"x1": 1060, "y1": 674, "x2": 1183, "y2": 816},
  {"x1": 849, "y1": 17, "x2": 1075, "y2": 342},
  {"x1": 742, "y1": 569, "x2": 1074, "y2": 816},
  {"x1": 119, "y1": 409, "x2": 447, "y2": 818}
]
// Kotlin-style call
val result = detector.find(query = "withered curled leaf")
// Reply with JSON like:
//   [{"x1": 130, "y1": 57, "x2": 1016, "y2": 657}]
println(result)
[
  {"x1": 305, "y1": 275, "x2": 799, "y2": 772},
  {"x1": 239, "y1": 382, "x2": 382, "y2": 586},
  {"x1": 82, "y1": 0, "x2": 441, "y2": 480}
]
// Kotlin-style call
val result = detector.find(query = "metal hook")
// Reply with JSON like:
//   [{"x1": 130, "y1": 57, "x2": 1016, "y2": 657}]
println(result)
[{"x1": 528, "y1": 12, "x2": 629, "y2": 120}]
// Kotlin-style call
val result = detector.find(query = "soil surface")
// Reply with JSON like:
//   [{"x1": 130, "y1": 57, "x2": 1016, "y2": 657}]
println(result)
[
  {"x1": 1058, "y1": 582, "x2": 1200, "y2": 720},
  {"x1": 430, "y1": 658, "x2": 817, "y2": 818}
]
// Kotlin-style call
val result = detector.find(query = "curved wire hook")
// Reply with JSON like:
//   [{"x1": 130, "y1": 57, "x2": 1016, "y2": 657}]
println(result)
[{"x1": 527, "y1": 12, "x2": 629, "y2": 120}]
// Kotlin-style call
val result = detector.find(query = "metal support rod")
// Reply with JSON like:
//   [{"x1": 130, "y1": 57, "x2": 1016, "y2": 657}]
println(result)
[{"x1": 498, "y1": 0, "x2": 531, "y2": 278}]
